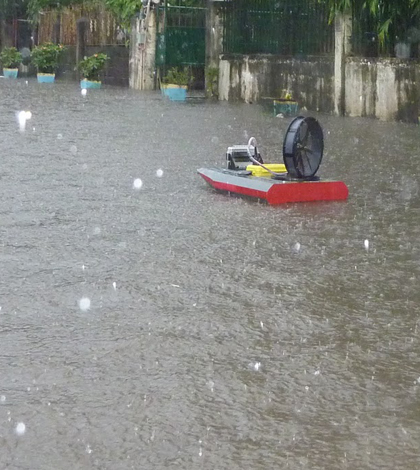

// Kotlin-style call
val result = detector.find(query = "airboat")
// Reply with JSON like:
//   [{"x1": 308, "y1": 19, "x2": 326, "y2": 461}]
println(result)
[{"x1": 197, "y1": 116, "x2": 348, "y2": 205}]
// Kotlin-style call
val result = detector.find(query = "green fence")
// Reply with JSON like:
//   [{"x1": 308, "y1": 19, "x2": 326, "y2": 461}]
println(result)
[
  {"x1": 221, "y1": 0, "x2": 333, "y2": 56},
  {"x1": 156, "y1": 2, "x2": 206, "y2": 68}
]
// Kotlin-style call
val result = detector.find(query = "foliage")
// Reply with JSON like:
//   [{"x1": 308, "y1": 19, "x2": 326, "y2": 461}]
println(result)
[
  {"x1": 27, "y1": 0, "x2": 81, "y2": 22},
  {"x1": 26, "y1": 0, "x2": 205, "y2": 27},
  {"x1": 31, "y1": 42, "x2": 65, "y2": 73},
  {"x1": 0, "y1": 47, "x2": 23, "y2": 68},
  {"x1": 205, "y1": 66, "x2": 218, "y2": 98},
  {"x1": 0, "y1": 0, "x2": 29, "y2": 20},
  {"x1": 325, "y1": 0, "x2": 420, "y2": 44},
  {"x1": 162, "y1": 66, "x2": 191, "y2": 86},
  {"x1": 78, "y1": 53, "x2": 109, "y2": 80},
  {"x1": 105, "y1": 0, "x2": 141, "y2": 26},
  {"x1": 92, "y1": 0, "x2": 205, "y2": 27}
]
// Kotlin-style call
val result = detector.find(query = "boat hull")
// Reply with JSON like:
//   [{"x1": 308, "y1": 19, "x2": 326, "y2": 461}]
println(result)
[{"x1": 197, "y1": 168, "x2": 348, "y2": 205}]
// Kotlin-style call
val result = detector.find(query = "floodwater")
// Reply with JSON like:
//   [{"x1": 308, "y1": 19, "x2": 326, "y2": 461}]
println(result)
[{"x1": 1, "y1": 79, "x2": 420, "y2": 470}]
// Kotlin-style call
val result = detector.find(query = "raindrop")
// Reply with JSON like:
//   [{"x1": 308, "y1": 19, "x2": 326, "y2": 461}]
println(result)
[
  {"x1": 364, "y1": 239, "x2": 369, "y2": 251},
  {"x1": 156, "y1": 169, "x2": 164, "y2": 178},
  {"x1": 57, "y1": 133, "x2": 63, "y2": 140},
  {"x1": 25, "y1": 111, "x2": 32, "y2": 120},
  {"x1": 70, "y1": 145, "x2": 78, "y2": 154},
  {"x1": 133, "y1": 178, "x2": 143, "y2": 190},
  {"x1": 253, "y1": 362, "x2": 261, "y2": 371},
  {"x1": 15, "y1": 422, "x2": 26, "y2": 436},
  {"x1": 314, "y1": 370, "x2": 320, "y2": 376},
  {"x1": 86, "y1": 444, "x2": 92, "y2": 454},
  {"x1": 78, "y1": 297, "x2": 91, "y2": 311},
  {"x1": 211, "y1": 136, "x2": 219, "y2": 144},
  {"x1": 0, "y1": 395, "x2": 5, "y2": 402},
  {"x1": 260, "y1": 321, "x2": 264, "y2": 329},
  {"x1": 113, "y1": 282, "x2": 117, "y2": 290},
  {"x1": 199, "y1": 448, "x2": 203, "y2": 457},
  {"x1": 81, "y1": 88, "x2": 87, "y2": 97},
  {"x1": 25, "y1": 80, "x2": 28, "y2": 85},
  {"x1": 293, "y1": 242, "x2": 301, "y2": 253},
  {"x1": 93, "y1": 227, "x2": 101, "y2": 235},
  {"x1": 17, "y1": 111, "x2": 28, "y2": 132}
]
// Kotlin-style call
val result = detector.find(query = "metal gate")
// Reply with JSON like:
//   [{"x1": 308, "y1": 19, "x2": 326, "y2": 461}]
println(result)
[{"x1": 156, "y1": 0, "x2": 206, "y2": 88}]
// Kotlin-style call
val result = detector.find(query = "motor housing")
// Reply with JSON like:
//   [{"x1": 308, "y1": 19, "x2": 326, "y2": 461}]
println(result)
[{"x1": 226, "y1": 145, "x2": 263, "y2": 170}]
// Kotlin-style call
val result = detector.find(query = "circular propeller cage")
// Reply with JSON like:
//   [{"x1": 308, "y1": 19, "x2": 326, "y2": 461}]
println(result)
[{"x1": 283, "y1": 116, "x2": 324, "y2": 179}]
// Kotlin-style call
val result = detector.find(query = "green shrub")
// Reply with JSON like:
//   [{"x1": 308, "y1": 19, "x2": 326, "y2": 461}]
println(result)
[
  {"x1": 0, "y1": 47, "x2": 22, "y2": 68},
  {"x1": 205, "y1": 66, "x2": 219, "y2": 98},
  {"x1": 31, "y1": 43, "x2": 65, "y2": 73},
  {"x1": 162, "y1": 67, "x2": 192, "y2": 87},
  {"x1": 78, "y1": 53, "x2": 109, "y2": 81}
]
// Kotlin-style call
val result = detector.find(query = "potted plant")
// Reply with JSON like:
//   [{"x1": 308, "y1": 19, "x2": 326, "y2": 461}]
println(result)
[
  {"x1": 0, "y1": 47, "x2": 22, "y2": 78},
  {"x1": 161, "y1": 67, "x2": 192, "y2": 101},
  {"x1": 78, "y1": 53, "x2": 109, "y2": 89},
  {"x1": 31, "y1": 42, "x2": 65, "y2": 83}
]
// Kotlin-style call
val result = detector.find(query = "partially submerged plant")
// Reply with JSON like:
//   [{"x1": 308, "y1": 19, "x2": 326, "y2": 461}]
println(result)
[
  {"x1": 0, "y1": 47, "x2": 23, "y2": 68},
  {"x1": 78, "y1": 53, "x2": 109, "y2": 81},
  {"x1": 31, "y1": 42, "x2": 65, "y2": 73},
  {"x1": 205, "y1": 66, "x2": 219, "y2": 98},
  {"x1": 162, "y1": 67, "x2": 192, "y2": 87}
]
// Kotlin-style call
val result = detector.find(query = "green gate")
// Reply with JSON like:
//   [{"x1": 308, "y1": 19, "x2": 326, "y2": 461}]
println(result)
[{"x1": 156, "y1": 0, "x2": 206, "y2": 88}]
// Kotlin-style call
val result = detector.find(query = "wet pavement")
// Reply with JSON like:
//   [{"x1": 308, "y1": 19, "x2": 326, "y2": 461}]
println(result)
[{"x1": 1, "y1": 79, "x2": 420, "y2": 470}]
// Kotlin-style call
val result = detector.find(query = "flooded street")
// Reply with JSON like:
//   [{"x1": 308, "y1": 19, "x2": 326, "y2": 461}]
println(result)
[{"x1": 1, "y1": 80, "x2": 420, "y2": 470}]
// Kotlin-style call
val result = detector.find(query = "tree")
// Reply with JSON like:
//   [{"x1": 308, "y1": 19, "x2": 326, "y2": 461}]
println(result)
[
  {"x1": 0, "y1": 0, "x2": 28, "y2": 19},
  {"x1": 325, "y1": 0, "x2": 420, "y2": 44}
]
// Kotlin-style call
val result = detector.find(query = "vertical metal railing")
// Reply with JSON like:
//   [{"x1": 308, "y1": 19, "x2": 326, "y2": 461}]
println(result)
[
  {"x1": 156, "y1": 1, "x2": 206, "y2": 67},
  {"x1": 222, "y1": 0, "x2": 334, "y2": 56}
]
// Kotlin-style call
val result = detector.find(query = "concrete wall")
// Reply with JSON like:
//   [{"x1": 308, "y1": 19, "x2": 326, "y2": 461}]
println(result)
[
  {"x1": 219, "y1": 54, "x2": 335, "y2": 113},
  {"x1": 345, "y1": 58, "x2": 420, "y2": 122},
  {"x1": 216, "y1": 9, "x2": 420, "y2": 123},
  {"x1": 218, "y1": 53, "x2": 420, "y2": 123}
]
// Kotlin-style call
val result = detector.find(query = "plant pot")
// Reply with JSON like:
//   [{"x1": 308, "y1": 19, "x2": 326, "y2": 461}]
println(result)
[
  {"x1": 37, "y1": 73, "x2": 55, "y2": 83},
  {"x1": 3, "y1": 68, "x2": 18, "y2": 78},
  {"x1": 161, "y1": 84, "x2": 187, "y2": 101},
  {"x1": 273, "y1": 99, "x2": 299, "y2": 117},
  {"x1": 80, "y1": 79, "x2": 102, "y2": 89}
]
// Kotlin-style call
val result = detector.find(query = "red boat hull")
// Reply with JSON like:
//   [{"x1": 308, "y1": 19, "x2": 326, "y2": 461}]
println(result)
[{"x1": 198, "y1": 168, "x2": 349, "y2": 205}]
